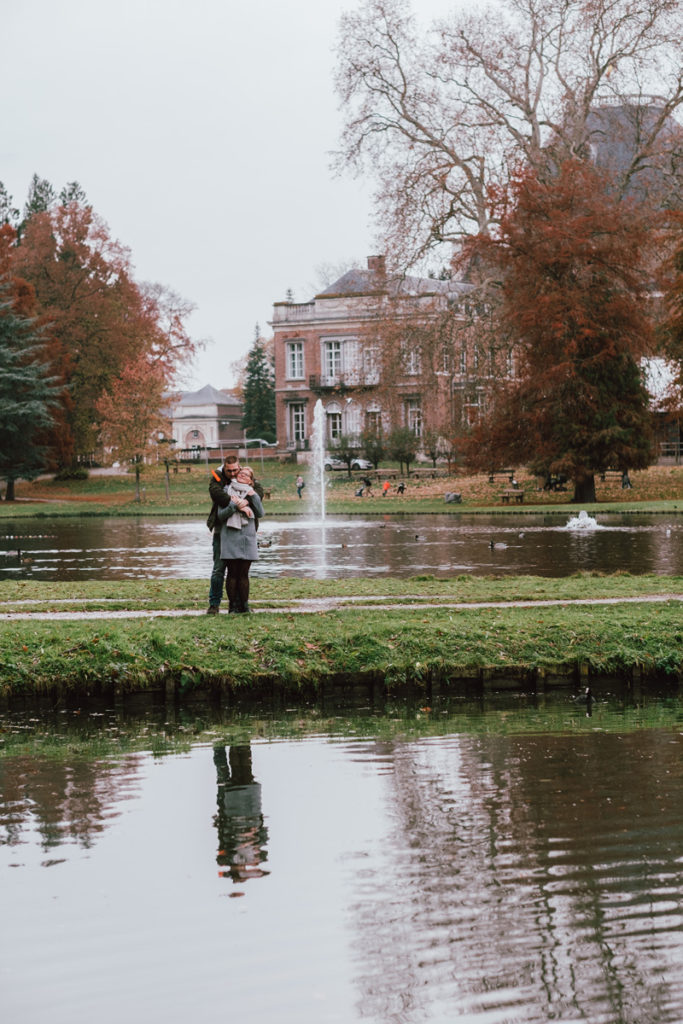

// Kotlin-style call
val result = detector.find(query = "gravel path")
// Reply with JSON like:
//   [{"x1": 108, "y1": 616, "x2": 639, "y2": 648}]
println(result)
[{"x1": 1, "y1": 593, "x2": 682, "y2": 620}]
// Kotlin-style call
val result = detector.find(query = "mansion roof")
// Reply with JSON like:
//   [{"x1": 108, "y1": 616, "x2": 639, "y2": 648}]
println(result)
[
  {"x1": 315, "y1": 266, "x2": 470, "y2": 301},
  {"x1": 174, "y1": 384, "x2": 241, "y2": 408}
]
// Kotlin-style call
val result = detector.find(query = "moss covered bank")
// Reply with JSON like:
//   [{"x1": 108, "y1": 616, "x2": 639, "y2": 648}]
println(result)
[{"x1": 1, "y1": 577, "x2": 682, "y2": 705}]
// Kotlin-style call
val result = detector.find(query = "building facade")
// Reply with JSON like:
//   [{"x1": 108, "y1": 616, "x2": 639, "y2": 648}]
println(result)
[
  {"x1": 272, "y1": 256, "x2": 475, "y2": 457},
  {"x1": 168, "y1": 384, "x2": 243, "y2": 460}
]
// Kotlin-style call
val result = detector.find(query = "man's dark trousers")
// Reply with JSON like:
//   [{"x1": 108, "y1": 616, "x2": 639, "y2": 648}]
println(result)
[{"x1": 209, "y1": 531, "x2": 225, "y2": 608}]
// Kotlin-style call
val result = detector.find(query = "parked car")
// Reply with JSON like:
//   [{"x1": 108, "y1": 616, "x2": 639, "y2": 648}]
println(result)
[
  {"x1": 323, "y1": 456, "x2": 347, "y2": 471},
  {"x1": 350, "y1": 457, "x2": 373, "y2": 470}
]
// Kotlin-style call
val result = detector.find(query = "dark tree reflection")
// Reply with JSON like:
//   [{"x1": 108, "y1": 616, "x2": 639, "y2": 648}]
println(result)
[{"x1": 0, "y1": 755, "x2": 142, "y2": 853}]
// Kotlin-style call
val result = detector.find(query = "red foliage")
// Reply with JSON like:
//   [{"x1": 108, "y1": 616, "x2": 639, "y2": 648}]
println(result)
[
  {"x1": 661, "y1": 210, "x2": 683, "y2": 408},
  {"x1": 12, "y1": 204, "x2": 196, "y2": 463},
  {"x1": 461, "y1": 161, "x2": 657, "y2": 495}
]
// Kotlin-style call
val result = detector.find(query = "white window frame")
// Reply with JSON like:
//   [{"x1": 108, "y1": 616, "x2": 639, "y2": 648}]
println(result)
[
  {"x1": 406, "y1": 399, "x2": 423, "y2": 437},
  {"x1": 323, "y1": 340, "x2": 343, "y2": 381},
  {"x1": 327, "y1": 411, "x2": 342, "y2": 441},
  {"x1": 363, "y1": 345, "x2": 380, "y2": 384},
  {"x1": 405, "y1": 347, "x2": 421, "y2": 376},
  {"x1": 286, "y1": 341, "x2": 304, "y2": 380},
  {"x1": 289, "y1": 403, "x2": 306, "y2": 443}
]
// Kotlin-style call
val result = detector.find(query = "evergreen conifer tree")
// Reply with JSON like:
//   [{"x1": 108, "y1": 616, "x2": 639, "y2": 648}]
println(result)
[
  {"x1": 23, "y1": 174, "x2": 56, "y2": 221},
  {"x1": 0, "y1": 279, "x2": 60, "y2": 499},
  {"x1": 242, "y1": 326, "x2": 276, "y2": 442},
  {"x1": 0, "y1": 182, "x2": 19, "y2": 226}
]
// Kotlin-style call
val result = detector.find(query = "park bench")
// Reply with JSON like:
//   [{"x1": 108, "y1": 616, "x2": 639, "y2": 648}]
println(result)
[
  {"x1": 600, "y1": 469, "x2": 629, "y2": 484},
  {"x1": 501, "y1": 489, "x2": 524, "y2": 504},
  {"x1": 488, "y1": 469, "x2": 516, "y2": 483}
]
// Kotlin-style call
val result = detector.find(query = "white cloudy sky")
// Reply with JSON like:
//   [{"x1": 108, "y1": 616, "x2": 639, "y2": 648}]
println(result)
[{"x1": 3, "y1": 0, "x2": 455, "y2": 390}]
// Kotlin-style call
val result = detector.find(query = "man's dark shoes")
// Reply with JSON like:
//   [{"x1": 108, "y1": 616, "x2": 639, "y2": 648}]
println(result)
[{"x1": 206, "y1": 605, "x2": 219, "y2": 615}]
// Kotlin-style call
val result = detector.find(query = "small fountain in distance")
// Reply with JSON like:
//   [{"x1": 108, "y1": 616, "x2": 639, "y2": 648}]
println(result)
[
  {"x1": 310, "y1": 399, "x2": 326, "y2": 523},
  {"x1": 565, "y1": 509, "x2": 602, "y2": 530}
]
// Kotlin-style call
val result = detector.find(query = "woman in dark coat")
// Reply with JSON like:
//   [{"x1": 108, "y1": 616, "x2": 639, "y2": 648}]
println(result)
[{"x1": 217, "y1": 466, "x2": 264, "y2": 613}]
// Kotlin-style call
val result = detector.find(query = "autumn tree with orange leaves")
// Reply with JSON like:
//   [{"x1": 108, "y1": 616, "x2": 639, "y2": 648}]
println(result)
[
  {"x1": 661, "y1": 213, "x2": 683, "y2": 419},
  {"x1": 9, "y1": 187, "x2": 197, "y2": 467},
  {"x1": 460, "y1": 161, "x2": 656, "y2": 503},
  {"x1": 96, "y1": 353, "x2": 170, "y2": 501}
]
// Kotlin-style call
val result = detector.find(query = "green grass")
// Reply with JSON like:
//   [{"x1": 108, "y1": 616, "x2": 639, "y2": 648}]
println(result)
[
  {"x1": 3, "y1": 461, "x2": 683, "y2": 517},
  {"x1": 1, "y1": 573, "x2": 682, "y2": 610},
  {"x1": 1, "y1": 592, "x2": 682, "y2": 698}
]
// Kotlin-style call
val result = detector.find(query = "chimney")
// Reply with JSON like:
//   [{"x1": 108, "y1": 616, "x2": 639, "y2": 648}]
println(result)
[{"x1": 367, "y1": 254, "x2": 386, "y2": 275}]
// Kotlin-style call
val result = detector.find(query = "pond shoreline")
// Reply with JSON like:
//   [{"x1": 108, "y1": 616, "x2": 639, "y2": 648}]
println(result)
[
  {"x1": 1, "y1": 660, "x2": 678, "y2": 713},
  {"x1": 1, "y1": 585, "x2": 681, "y2": 704},
  {"x1": 4, "y1": 503, "x2": 683, "y2": 518}
]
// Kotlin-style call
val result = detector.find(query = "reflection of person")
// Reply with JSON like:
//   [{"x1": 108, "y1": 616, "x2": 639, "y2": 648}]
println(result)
[
  {"x1": 213, "y1": 745, "x2": 269, "y2": 883},
  {"x1": 206, "y1": 455, "x2": 264, "y2": 615},
  {"x1": 296, "y1": 474, "x2": 305, "y2": 499},
  {"x1": 217, "y1": 465, "x2": 265, "y2": 614}
]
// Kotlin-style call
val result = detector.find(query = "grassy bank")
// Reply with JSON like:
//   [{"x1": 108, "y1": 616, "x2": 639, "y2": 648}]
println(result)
[
  {"x1": 3, "y1": 462, "x2": 683, "y2": 517},
  {"x1": 2, "y1": 577, "x2": 682, "y2": 700}
]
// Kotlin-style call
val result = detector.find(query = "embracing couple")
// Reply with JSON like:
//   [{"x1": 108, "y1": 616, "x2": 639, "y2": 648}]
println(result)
[{"x1": 206, "y1": 454, "x2": 265, "y2": 615}]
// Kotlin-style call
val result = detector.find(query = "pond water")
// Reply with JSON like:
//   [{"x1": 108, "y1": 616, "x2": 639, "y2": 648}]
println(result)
[
  {"x1": 1, "y1": 696, "x2": 682, "y2": 1024},
  {"x1": 1, "y1": 511, "x2": 683, "y2": 579}
]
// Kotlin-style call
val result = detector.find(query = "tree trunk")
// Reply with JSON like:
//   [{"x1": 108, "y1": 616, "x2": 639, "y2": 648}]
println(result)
[
  {"x1": 134, "y1": 461, "x2": 141, "y2": 502},
  {"x1": 5, "y1": 478, "x2": 15, "y2": 501},
  {"x1": 573, "y1": 474, "x2": 596, "y2": 503}
]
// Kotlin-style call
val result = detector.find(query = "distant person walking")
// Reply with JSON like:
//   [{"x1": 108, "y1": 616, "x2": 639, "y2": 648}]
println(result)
[
  {"x1": 382, "y1": 480, "x2": 391, "y2": 497},
  {"x1": 296, "y1": 474, "x2": 305, "y2": 499}
]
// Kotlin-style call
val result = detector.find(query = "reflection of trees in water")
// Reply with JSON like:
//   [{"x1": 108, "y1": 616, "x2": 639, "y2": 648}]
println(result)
[
  {"x1": 0, "y1": 755, "x2": 142, "y2": 851},
  {"x1": 213, "y1": 745, "x2": 269, "y2": 884},
  {"x1": 346, "y1": 728, "x2": 683, "y2": 1023}
]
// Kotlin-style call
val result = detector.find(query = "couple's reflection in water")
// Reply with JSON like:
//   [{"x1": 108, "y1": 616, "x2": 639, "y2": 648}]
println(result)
[{"x1": 213, "y1": 744, "x2": 269, "y2": 884}]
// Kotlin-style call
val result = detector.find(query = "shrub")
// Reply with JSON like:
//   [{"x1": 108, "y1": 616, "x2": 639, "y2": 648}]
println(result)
[{"x1": 54, "y1": 466, "x2": 89, "y2": 481}]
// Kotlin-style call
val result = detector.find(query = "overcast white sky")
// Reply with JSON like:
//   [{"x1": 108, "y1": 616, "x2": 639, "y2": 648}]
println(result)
[{"x1": 2, "y1": 0, "x2": 455, "y2": 391}]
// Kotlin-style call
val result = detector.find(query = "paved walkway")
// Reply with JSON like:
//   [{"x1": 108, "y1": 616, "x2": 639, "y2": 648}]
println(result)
[{"x1": 1, "y1": 593, "x2": 682, "y2": 620}]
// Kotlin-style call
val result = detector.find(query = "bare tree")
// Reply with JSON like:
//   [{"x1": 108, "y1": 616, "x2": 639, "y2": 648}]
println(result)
[{"x1": 335, "y1": 0, "x2": 683, "y2": 267}]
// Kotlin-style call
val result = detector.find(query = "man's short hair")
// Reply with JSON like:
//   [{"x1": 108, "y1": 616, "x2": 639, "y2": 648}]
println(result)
[{"x1": 223, "y1": 454, "x2": 239, "y2": 466}]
